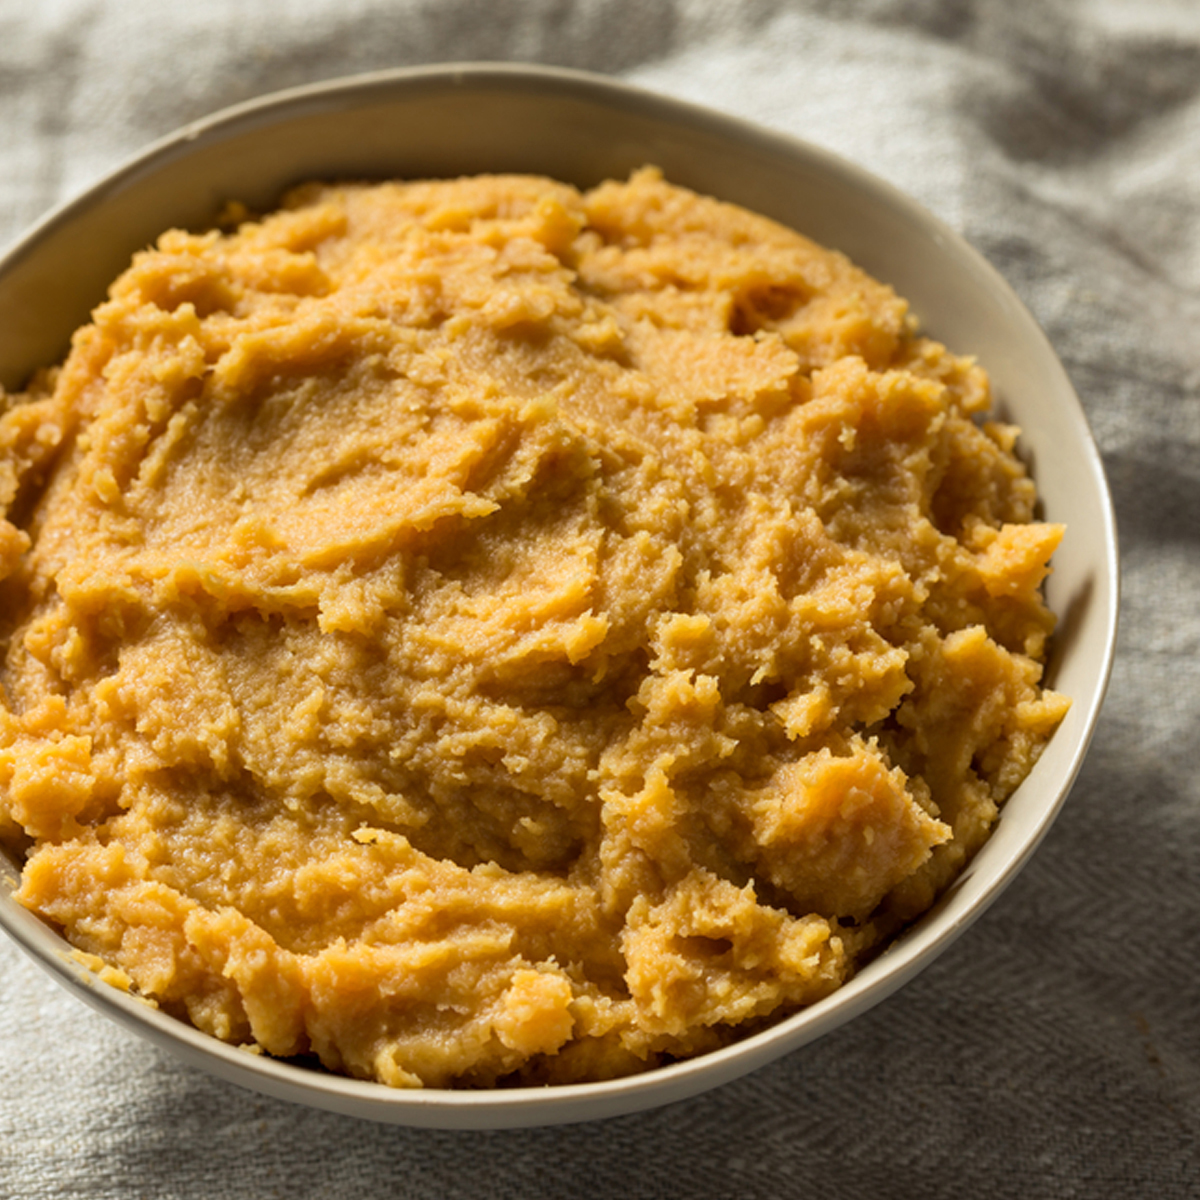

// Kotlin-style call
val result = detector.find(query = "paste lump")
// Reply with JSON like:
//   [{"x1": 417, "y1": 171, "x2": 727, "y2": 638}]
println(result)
[{"x1": 0, "y1": 169, "x2": 1069, "y2": 1087}]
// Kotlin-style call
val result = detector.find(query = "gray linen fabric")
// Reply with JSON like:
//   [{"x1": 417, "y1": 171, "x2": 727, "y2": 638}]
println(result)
[{"x1": 1, "y1": 1, "x2": 1197, "y2": 1195}]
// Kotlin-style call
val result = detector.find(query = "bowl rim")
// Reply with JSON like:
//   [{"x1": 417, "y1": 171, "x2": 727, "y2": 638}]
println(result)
[{"x1": 0, "y1": 60, "x2": 1120, "y2": 1129}]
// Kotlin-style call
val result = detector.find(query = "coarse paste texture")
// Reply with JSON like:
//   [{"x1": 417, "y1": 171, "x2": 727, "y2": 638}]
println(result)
[{"x1": 0, "y1": 169, "x2": 1068, "y2": 1087}]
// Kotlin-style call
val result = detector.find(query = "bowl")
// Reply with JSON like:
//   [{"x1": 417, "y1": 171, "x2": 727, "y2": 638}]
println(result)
[{"x1": 0, "y1": 62, "x2": 1118, "y2": 1128}]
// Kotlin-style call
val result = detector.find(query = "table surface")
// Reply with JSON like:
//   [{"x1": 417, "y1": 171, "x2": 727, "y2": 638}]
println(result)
[{"x1": 1, "y1": 2, "x2": 1197, "y2": 1196}]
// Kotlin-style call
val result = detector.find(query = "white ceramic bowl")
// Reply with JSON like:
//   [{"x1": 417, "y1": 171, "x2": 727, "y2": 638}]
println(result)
[{"x1": 0, "y1": 63, "x2": 1118, "y2": 1129}]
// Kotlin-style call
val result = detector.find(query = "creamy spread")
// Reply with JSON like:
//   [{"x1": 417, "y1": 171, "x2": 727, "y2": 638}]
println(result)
[{"x1": 0, "y1": 169, "x2": 1068, "y2": 1087}]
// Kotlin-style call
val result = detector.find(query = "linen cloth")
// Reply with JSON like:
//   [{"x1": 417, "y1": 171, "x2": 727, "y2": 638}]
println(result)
[{"x1": 1, "y1": 1, "x2": 1197, "y2": 1195}]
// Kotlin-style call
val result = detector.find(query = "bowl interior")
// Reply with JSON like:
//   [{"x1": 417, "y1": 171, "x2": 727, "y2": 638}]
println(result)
[{"x1": 0, "y1": 64, "x2": 1118, "y2": 1129}]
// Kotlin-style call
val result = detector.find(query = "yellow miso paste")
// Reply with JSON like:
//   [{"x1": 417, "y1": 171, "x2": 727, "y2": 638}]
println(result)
[{"x1": 0, "y1": 169, "x2": 1069, "y2": 1087}]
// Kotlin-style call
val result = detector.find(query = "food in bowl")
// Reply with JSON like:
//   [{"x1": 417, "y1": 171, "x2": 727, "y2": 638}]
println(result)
[{"x1": 0, "y1": 167, "x2": 1068, "y2": 1088}]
